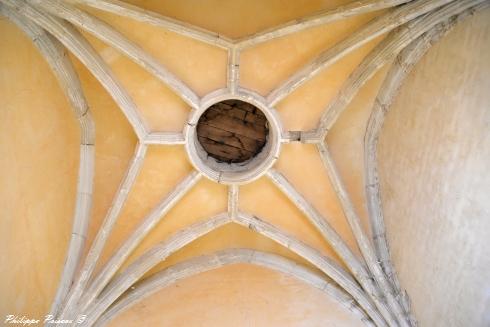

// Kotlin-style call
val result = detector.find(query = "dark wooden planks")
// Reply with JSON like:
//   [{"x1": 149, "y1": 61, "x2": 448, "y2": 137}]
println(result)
[{"x1": 197, "y1": 100, "x2": 269, "y2": 163}]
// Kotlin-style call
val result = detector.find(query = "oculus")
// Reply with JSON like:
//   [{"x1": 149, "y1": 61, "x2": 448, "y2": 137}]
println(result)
[{"x1": 185, "y1": 91, "x2": 282, "y2": 185}]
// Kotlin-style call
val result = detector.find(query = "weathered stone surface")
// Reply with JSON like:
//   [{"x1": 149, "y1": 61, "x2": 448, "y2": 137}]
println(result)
[{"x1": 197, "y1": 100, "x2": 269, "y2": 163}]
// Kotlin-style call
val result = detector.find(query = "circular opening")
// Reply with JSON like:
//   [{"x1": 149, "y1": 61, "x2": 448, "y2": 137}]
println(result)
[
  {"x1": 185, "y1": 91, "x2": 282, "y2": 185},
  {"x1": 196, "y1": 100, "x2": 269, "y2": 163}
]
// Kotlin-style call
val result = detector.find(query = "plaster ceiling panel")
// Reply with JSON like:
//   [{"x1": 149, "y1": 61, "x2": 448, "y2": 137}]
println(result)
[
  {"x1": 120, "y1": 0, "x2": 354, "y2": 38},
  {"x1": 240, "y1": 14, "x2": 381, "y2": 97},
  {"x1": 146, "y1": 224, "x2": 321, "y2": 279},
  {"x1": 326, "y1": 64, "x2": 392, "y2": 237},
  {"x1": 77, "y1": 31, "x2": 191, "y2": 132},
  {"x1": 82, "y1": 6, "x2": 228, "y2": 97},
  {"x1": 69, "y1": 54, "x2": 139, "y2": 255},
  {"x1": 93, "y1": 145, "x2": 193, "y2": 273},
  {"x1": 275, "y1": 143, "x2": 361, "y2": 257},
  {"x1": 239, "y1": 176, "x2": 345, "y2": 266},
  {"x1": 120, "y1": 177, "x2": 228, "y2": 272},
  {"x1": 110, "y1": 264, "x2": 363, "y2": 327},
  {"x1": 275, "y1": 36, "x2": 384, "y2": 131}
]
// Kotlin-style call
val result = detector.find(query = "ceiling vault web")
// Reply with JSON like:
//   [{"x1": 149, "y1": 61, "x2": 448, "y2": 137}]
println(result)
[
  {"x1": 0, "y1": 7, "x2": 97, "y2": 321},
  {"x1": 97, "y1": 249, "x2": 372, "y2": 326},
  {"x1": 1, "y1": 0, "x2": 488, "y2": 326},
  {"x1": 95, "y1": 249, "x2": 374, "y2": 326}
]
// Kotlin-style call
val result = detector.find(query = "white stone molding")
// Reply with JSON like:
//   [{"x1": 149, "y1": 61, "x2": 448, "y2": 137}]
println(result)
[
  {"x1": 2, "y1": 0, "x2": 488, "y2": 325},
  {"x1": 185, "y1": 89, "x2": 282, "y2": 185},
  {"x1": 60, "y1": 143, "x2": 147, "y2": 319},
  {"x1": 0, "y1": 5, "x2": 97, "y2": 318},
  {"x1": 32, "y1": 0, "x2": 200, "y2": 109},
  {"x1": 77, "y1": 171, "x2": 202, "y2": 313},
  {"x1": 363, "y1": 3, "x2": 489, "y2": 324},
  {"x1": 95, "y1": 249, "x2": 375, "y2": 327},
  {"x1": 65, "y1": 0, "x2": 235, "y2": 49},
  {"x1": 236, "y1": 0, "x2": 413, "y2": 49},
  {"x1": 2, "y1": 0, "x2": 147, "y2": 139},
  {"x1": 266, "y1": 0, "x2": 461, "y2": 107}
]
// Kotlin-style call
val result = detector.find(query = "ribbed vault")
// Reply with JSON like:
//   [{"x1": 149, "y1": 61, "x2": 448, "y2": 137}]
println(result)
[{"x1": 0, "y1": 1, "x2": 488, "y2": 326}]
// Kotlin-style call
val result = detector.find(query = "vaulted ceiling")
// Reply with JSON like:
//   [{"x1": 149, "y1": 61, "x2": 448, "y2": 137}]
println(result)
[{"x1": 1, "y1": 1, "x2": 489, "y2": 326}]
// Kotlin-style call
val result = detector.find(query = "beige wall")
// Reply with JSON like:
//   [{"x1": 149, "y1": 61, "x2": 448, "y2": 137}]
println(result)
[
  {"x1": 0, "y1": 19, "x2": 79, "y2": 319},
  {"x1": 378, "y1": 9, "x2": 490, "y2": 327},
  {"x1": 110, "y1": 264, "x2": 362, "y2": 327}
]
